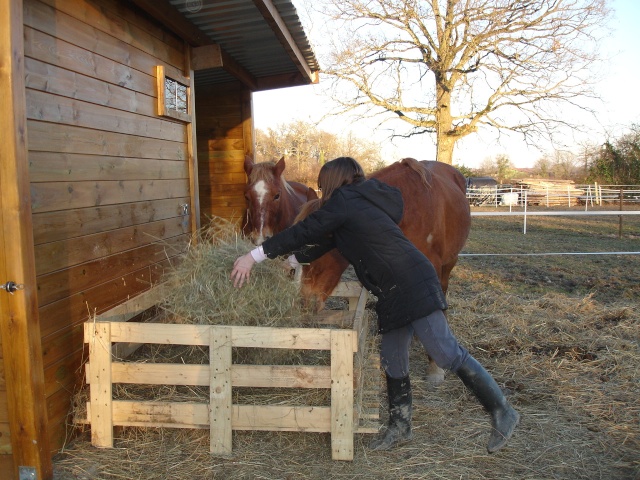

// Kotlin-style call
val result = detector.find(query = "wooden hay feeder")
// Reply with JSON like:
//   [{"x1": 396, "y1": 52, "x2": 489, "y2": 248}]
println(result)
[{"x1": 82, "y1": 281, "x2": 378, "y2": 461}]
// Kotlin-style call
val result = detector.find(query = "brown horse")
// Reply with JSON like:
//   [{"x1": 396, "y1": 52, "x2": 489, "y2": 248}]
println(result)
[
  {"x1": 296, "y1": 158, "x2": 471, "y2": 385},
  {"x1": 242, "y1": 156, "x2": 317, "y2": 245}
]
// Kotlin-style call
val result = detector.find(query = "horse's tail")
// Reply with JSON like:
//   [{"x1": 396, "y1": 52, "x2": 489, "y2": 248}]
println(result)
[{"x1": 399, "y1": 157, "x2": 431, "y2": 188}]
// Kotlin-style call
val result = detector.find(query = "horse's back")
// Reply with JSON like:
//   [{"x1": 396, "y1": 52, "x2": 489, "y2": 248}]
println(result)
[{"x1": 371, "y1": 159, "x2": 470, "y2": 285}]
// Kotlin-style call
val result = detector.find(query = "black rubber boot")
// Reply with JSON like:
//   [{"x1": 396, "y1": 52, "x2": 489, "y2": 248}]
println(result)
[
  {"x1": 369, "y1": 374, "x2": 413, "y2": 450},
  {"x1": 456, "y1": 356, "x2": 520, "y2": 453}
]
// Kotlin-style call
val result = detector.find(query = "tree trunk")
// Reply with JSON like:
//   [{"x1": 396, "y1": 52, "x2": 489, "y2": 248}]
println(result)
[
  {"x1": 436, "y1": 135, "x2": 455, "y2": 164},
  {"x1": 435, "y1": 83, "x2": 455, "y2": 165}
]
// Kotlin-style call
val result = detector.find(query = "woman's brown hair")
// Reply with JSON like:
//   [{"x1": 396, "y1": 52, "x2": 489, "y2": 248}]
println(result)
[{"x1": 317, "y1": 157, "x2": 365, "y2": 204}]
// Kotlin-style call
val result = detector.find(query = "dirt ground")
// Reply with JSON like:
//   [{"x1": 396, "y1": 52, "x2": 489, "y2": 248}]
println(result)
[{"x1": 53, "y1": 210, "x2": 640, "y2": 479}]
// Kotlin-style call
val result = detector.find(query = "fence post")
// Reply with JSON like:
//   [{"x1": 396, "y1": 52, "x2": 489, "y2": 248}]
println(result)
[
  {"x1": 523, "y1": 192, "x2": 528, "y2": 234},
  {"x1": 619, "y1": 188, "x2": 624, "y2": 238},
  {"x1": 89, "y1": 321, "x2": 113, "y2": 447},
  {"x1": 210, "y1": 326, "x2": 233, "y2": 455},
  {"x1": 330, "y1": 329, "x2": 354, "y2": 461}
]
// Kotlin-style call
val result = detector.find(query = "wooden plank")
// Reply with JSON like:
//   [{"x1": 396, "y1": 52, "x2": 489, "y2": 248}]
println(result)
[
  {"x1": 85, "y1": 401, "x2": 331, "y2": 432},
  {"x1": 26, "y1": 88, "x2": 186, "y2": 143},
  {"x1": 0, "y1": 422, "x2": 11, "y2": 454},
  {"x1": 85, "y1": 363, "x2": 332, "y2": 389},
  {"x1": 42, "y1": 347, "x2": 84, "y2": 398},
  {"x1": 31, "y1": 0, "x2": 185, "y2": 70},
  {"x1": 32, "y1": 197, "x2": 189, "y2": 245},
  {"x1": 97, "y1": 322, "x2": 356, "y2": 351},
  {"x1": 24, "y1": 57, "x2": 157, "y2": 117},
  {"x1": 29, "y1": 152, "x2": 188, "y2": 183},
  {"x1": 0, "y1": 451, "x2": 14, "y2": 474},
  {"x1": 27, "y1": 121, "x2": 188, "y2": 163},
  {"x1": 24, "y1": 27, "x2": 156, "y2": 95},
  {"x1": 331, "y1": 281, "x2": 365, "y2": 300},
  {"x1": 241, "y1": 86, "x2": 253, "y2": 157},
  {"x1": 0, "y1": 391, "x2": 7, "y2": 422},
  {"x1": 88, "y1": 321, "x2": 113, "y2": 447},
  {"x1": 31, "y1": 178, "x2": 190, "y2": 214},
  {"x1": 38, "y1": 259, "x2": 170, "y2": 338},
  {"x1": 37, "y1": 235, "x2": 188, "y2": 307},
  {"x1": 210, "y1": 326, "x2": 232, "y2": 454},
  {"x1": 35, "y1": 218, "x2": 189, "y2": 276},
  {"x1": 330, "y1": 330, "x2": 354, "y2": 461},
  {"x1": 0, "y1": 1, "x2": 53, "y2": 477},
  {"x1": 232, "y1": 405, "x2": 330, "y2": 432},
  {"x1": 96, "y1": 285, "x2": 167, "y2": 323},
  {"x1": 23, "y1": 0, "x2": 185, "y2": 80},
  {"x1": 186, "y1": 54, "x2": 200, "y2": 233},
  {"x1": 41, "y1": 321, "x2": 84, "y2": 369}
]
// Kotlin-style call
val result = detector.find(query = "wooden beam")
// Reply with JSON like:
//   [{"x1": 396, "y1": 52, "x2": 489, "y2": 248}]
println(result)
[
  {"x1": 0, "y1": 0, "x2": 53, "y2": 478},
  {"x1": 251, "y1": 0, "x2": 317, "y2": 83},
  {"x1": 191, "y1": 44, "x2": 223, "y2": 71}
]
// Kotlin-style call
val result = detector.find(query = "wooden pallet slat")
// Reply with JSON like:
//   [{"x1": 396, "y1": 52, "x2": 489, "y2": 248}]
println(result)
[
  {"x1": 210, "y1": 326, "x2": 232, "y2": 455},
  {"x1": 330, "y1": 329, "x2": 354, "y2": 461},
  {"x1": 88, "y1": 321, "x2": 113, "y2": 447}
]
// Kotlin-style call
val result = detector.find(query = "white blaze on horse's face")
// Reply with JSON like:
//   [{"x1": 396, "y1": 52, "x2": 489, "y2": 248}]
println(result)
[{"x1": 252, "y1": 180, "x2": 269, "y2": 245}]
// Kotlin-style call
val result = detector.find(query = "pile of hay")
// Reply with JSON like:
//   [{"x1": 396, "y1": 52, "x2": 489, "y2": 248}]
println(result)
[{"x1": 159, "y1": 216, "x2": 312, "y2": 328}]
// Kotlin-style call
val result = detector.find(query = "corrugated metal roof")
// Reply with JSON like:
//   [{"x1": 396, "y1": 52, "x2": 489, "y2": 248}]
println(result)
[{"x1": 168, "y1": 0, "x2": 319, "y2": 88}]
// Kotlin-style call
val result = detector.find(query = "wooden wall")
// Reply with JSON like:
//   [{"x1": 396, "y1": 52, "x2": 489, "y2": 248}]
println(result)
[
  {"x1": 23, "y1": 0, "x2": 193, "y2": 451},
  {"x1": 196, "y1": 83, "x2": 253, "y2": 226}
]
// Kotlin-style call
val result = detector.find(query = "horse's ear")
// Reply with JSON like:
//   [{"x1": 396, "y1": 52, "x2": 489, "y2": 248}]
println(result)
[
  {"x1": 275, "y1": 156, "x2": 286, "y2": 177},
  {"x1": 244, "y1": 156, "x2": 254, "y2": 175}
]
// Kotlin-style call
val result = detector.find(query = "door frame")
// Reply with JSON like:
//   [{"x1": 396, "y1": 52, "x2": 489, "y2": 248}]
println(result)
[{"x1": 0, "y1": 0, "x2": 53, "y2": 478}]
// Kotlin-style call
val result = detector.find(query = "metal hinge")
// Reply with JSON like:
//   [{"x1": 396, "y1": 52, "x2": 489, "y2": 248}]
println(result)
[
  {"x1": 1, "y1": 281, "x2": 24, "y2": 294},
  {"x1": 19, "y1": 466, "x2": 37, "y2": 480}
]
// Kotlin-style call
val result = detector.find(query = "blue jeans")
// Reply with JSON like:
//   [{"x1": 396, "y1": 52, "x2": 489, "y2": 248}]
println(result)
[{"x1": 380, "y1": 310, "x2": 469, "y2": 379}]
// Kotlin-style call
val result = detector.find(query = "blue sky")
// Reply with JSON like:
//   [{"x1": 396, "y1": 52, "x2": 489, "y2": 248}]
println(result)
[{"x1": 253, "y1": 0, "x2": 640, "y2": 168}]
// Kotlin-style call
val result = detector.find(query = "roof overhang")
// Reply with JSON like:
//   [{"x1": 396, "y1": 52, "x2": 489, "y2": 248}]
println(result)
[{"x1": 129, "y1": 0, "x2": 319, "y2": 91}]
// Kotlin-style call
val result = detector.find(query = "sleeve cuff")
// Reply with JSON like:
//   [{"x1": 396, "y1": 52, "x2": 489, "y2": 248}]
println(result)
[
  {"x1": 250, "y1": 246, "x2": 268, "y2": 263},
  {"x1": 287, "y1": 254, "x2": 300, "y2": 268}
]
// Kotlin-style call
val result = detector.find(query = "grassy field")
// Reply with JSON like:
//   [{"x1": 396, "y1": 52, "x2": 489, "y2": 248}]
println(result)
[{"x1": 53, "y1": 210, "x2": 639, "y2": 479}]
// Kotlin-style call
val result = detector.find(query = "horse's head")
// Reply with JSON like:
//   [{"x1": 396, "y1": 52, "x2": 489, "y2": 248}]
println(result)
[
  {"x1": 243, "y1": 156, "x2": 287, "y2": 245},
  {"x1": 243, "y1": 155, "x2": 320, "y2": 245}
]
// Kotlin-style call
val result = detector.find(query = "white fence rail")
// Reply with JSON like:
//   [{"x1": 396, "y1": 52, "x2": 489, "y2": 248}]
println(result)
[
  {"x1": 467, "y1": 184, "x2": 640, "y2": 208},
  {"x1": 470, "y1": 209, "x2": 640, "y2": 235}
]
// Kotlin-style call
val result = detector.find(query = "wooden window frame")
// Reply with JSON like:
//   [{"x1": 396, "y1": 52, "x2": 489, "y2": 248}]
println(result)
[{"x1": 156, "y1": 65, "x2": 192, "y2": 123}]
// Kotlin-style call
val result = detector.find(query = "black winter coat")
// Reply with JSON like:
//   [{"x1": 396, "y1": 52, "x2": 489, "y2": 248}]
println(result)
[{"x1": 261, "y1": 178, "x2": 447, "y2": 334}]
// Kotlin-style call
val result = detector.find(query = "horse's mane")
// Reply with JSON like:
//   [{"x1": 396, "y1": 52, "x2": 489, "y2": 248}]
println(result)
[
  {"x1": 249, "y1": 161, "x2": 295, "y2": 195},
  {"x1": 294, "y1": 198, "x2": 321, "y2": 223}
]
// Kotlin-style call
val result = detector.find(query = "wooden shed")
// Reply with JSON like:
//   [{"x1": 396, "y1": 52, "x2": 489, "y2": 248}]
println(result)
[{"x1": 0, "y1": 0, "x2": 319, "y2": 478}]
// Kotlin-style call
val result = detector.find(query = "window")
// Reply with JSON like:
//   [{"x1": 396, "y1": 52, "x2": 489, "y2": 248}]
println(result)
[{"x1": 156, "y1": 65, "x2": 192, "y2": 123}]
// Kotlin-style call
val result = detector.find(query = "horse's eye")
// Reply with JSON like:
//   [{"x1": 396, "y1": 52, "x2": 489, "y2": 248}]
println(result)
[{"x1": 274, "y1": 192, "x2": 280, "y2": 200}]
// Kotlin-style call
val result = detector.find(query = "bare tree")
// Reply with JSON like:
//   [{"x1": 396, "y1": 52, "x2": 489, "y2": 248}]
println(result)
[
  {"x1": 533, "y1": 155, "x2": 553, "y2": 178},
  {"x1": 255, "y1": 121, "x2": 384, "y2": 183},
  {"x1": 315, "y1": 0, "x2": 610, "y2": 164},
  {"x1": 551, "y1": 150, "x2": 579, "y2": 180}
]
